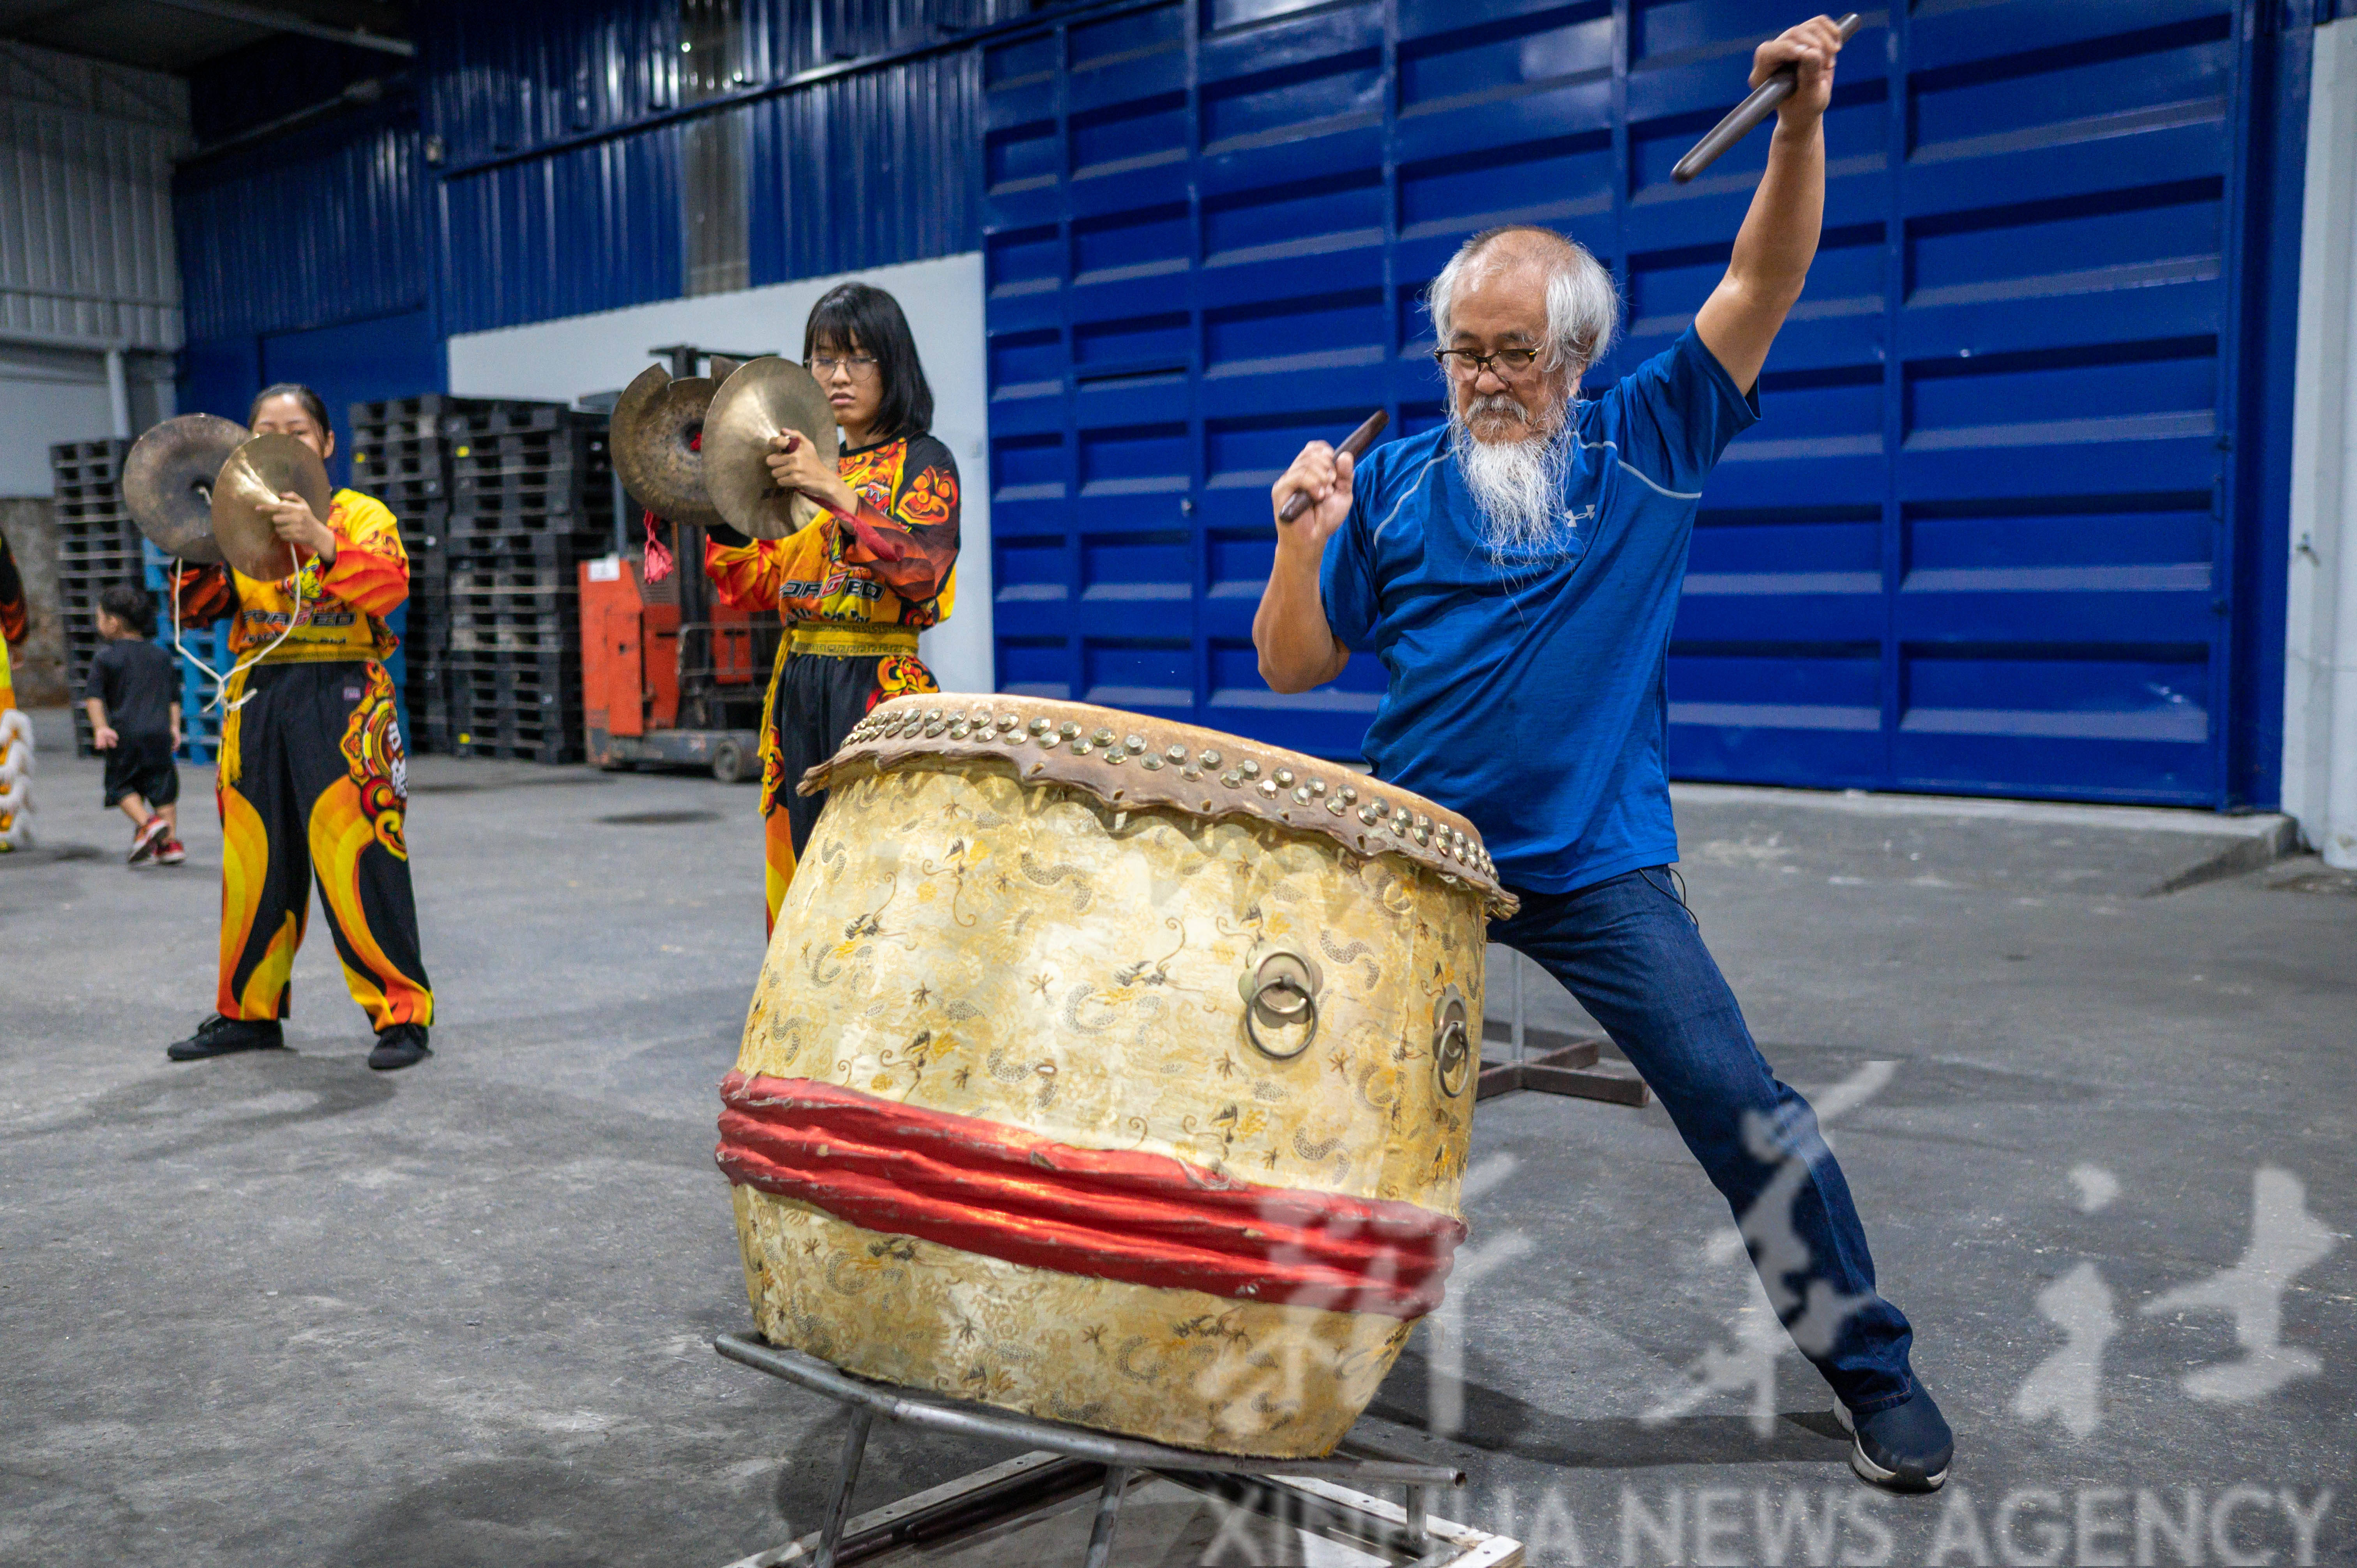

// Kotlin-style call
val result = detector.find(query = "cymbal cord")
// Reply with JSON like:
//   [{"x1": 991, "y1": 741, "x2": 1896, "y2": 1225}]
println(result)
[{"x1": 170, "y1": 544, "x2": 305, "y2": 714}]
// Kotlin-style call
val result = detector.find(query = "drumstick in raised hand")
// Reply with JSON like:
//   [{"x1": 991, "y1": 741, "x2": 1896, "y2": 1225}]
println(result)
[
  {"x1": 1277, "y1": 410, "x2": 1389, "y2": 523},
  {"x1": 1672, "y1": 12, "x2": 1861, "y2": 183}
]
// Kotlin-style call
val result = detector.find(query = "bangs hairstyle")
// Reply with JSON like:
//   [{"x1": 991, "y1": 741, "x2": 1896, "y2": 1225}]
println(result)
[
  {"x1": 1426, "y1": 226, "x2": 1620, "y2": 380},
  {"x1": 802, "y1": 283, "x2": 934, "y2": 443},
  {"x1": 249, "y1": 381, "x2": 333, "y2": 438}
]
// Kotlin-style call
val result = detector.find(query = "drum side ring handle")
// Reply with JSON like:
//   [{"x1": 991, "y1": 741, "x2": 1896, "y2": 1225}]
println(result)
[
  {"x1": 1241, "y1": 946, "x2": 1321, "y2": 1061},
  {"x1": 1433, "y1": 985, "x2": 1472, "y2": 1098}
]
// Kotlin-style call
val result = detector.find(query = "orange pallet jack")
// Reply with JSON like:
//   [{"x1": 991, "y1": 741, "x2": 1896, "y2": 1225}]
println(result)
[{"x1": 579, "y1": 538, "x2": 777, "y2": 782}]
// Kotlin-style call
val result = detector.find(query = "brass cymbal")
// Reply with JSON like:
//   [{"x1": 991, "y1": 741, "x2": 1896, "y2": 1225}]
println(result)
[
  {"x1": 211, "y1": 434, "x2": 331, "y2": 581},
  {"x1": 703, "y1": 357, "x2": 838, "y2": 541},
  {"x1": 611, "y1": 362, "x2": 723, "y2": 528},
  {"x1": 124, "y1": 413, "x2": 249, "y2": 563}
]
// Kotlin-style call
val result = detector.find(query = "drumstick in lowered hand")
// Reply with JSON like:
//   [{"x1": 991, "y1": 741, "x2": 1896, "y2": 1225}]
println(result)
[{"x1": 1277, "y1": 410, "x2": 1389, "y2": 523}]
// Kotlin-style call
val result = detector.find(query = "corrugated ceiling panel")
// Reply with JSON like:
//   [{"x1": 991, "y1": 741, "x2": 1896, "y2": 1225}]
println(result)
[
  {"x1": 741, "y1": 0, "x2": 1032, "y2": 83},
  {"x1": 175, "y1": 103, "x2": 427, "y2": 341},
  {"x1": 418, "y1": 0, "x2": 1032, "y2": 171},
  {"x1": 421, "y1": 0, "x2": 678, "y2": 170},
  {"x1": 0, "y1": 43, "x2": 187, "y2": 348}
]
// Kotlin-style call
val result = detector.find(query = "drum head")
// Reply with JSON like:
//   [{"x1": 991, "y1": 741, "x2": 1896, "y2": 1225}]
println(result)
[{"x1": 806, "y1": 696, "x2": 1512, "y2": 915}]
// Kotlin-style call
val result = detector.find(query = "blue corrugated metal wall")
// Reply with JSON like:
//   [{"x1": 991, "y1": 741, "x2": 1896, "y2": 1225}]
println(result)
[
  {"x1": 977, "y1": 0, "x2": 2317, "y2": 808},
  {"x1": 175, "y1": 96, "x2": 442, "y2": 438},
  {"x1": 424, "y1": 0, "x2": 1019, "y2": 332},
  {"x1": 167, "y1": 0, "x2": 2318, "y2": 807},
  {"x1": 176, "y1": 101, "x2": 429, "y2": 344}
]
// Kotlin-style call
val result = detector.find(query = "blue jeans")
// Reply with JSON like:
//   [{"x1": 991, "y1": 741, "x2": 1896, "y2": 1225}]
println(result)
[{"x1": 1492, "y1": 867, "x2": 1918, "y2": 1414}]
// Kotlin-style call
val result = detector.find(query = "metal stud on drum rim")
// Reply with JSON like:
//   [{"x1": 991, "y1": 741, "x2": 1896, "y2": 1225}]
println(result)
[{"x1": 124, "y1": 413, "x2": 250, "y2": 563}]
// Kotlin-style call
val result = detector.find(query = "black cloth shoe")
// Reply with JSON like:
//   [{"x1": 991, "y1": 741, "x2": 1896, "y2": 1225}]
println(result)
[
  {"x1": 368, "y1": 1023, "x2": 431, "y2": 1072},
  {"x1": 166, "y1": 1015, "x2": 285, "y2": 1061},
  {"x1": 1838, "y1": 1388, "x2": 1954, "y2": 1493}
]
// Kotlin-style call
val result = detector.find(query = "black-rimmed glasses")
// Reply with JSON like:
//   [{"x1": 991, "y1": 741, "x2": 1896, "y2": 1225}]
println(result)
[{"x1": 1432, "y1": 346, "x2": 1541, "y2": 377}]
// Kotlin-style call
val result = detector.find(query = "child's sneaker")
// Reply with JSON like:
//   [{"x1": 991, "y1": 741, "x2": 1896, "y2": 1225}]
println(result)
[
  {"x1": 128, "y1": 817, "x2": 168, "y2": 864},
  {"x1": 157, "y1": 838, "x2": 187, "y2": 865}
]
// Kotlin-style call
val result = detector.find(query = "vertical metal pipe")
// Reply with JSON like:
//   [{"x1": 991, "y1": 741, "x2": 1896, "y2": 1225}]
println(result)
[
  {"x1": 1080, "y1": 1465, "x2": 1130, "y2": 1568},
  {"x1": 1405, "y1": 1484, "x2": 1432, "y2": 1548},
  {"x1": 105, "y1": 348, "x2": 131, "y2": 437},
  {"x1": 1510, "y1": 950, "x2": 1525, "y2": 1064},
  {"x1": 811, "y1": 1406, "x2": 874, "y2": 1568}
]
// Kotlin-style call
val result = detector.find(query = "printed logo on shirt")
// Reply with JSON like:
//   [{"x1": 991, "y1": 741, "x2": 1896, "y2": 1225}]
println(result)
[
  {"x1": 241, "y1": 607, "x2": 358, "y2": 633},
  {"x1": 779, "y1": 574, "x2": 882, "y2": 602},
  {"x1": 1567, "y1": 503, "x2": 1599, "y2": 530}
]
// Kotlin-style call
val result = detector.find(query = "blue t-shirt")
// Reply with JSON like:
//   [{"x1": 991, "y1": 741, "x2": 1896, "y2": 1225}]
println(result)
[{"x1": 1319, "y1": 327, "x2": 1758, "y2": 893}]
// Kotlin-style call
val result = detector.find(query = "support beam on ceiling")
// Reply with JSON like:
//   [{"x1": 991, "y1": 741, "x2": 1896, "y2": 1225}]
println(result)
[{"x1": 145, "y1": 0, "x2": 412, "y2": 57}]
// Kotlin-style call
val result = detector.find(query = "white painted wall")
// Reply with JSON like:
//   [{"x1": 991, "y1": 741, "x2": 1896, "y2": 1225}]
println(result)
[
  {"x1": 2285, "y1": 19, "x2": 2357, "y2": 867},
  {"x1": 447, "y1": 252, "x2": 994, "y2": 696}
]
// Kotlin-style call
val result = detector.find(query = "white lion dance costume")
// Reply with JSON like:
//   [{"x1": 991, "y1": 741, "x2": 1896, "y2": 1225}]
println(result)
[
  {"x1": 0, "y1": 533, "x2": 32, "y2": 853},
  {"x1": 0, "y1": 635, "x2": 30, "y2": 853}
]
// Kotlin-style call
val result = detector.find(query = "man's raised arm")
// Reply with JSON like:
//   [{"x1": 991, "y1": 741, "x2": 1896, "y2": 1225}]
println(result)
[
  {"x1": 1693, "y1": 15, "x2": 1846, "y2": 393},
  {"x1": 1253, "y1": 443, "x2": 1353, "y2": 694}
]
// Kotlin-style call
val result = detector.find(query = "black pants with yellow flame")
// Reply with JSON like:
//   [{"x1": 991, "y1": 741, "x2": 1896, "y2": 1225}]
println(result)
[
  {"x1": 216, "y1": 660, "x2": 432, "y2": 1031},
  {"x1": 758, "y1": 643, "x2": 938, "y2": 933}
]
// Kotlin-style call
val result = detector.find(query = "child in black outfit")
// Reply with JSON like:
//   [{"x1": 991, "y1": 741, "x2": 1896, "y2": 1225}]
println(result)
[{"x1": 85, "y1": 584, "x2": 185, "y2": 866}]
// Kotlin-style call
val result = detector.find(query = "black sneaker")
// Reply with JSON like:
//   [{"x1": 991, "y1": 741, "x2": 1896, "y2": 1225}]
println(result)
[
  {"x1": 166, "y1": 1015, "x2": 286, "y2": 1061},
  {"x1": 1837, "y1": 1388, "x2": 1954, "y2": 1493},
  {"x1": 368, "y1": 1022, "x2": 432, "y2": 1072}
]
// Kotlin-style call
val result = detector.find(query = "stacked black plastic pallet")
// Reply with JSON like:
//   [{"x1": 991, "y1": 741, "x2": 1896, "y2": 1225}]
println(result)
[
  {"x1": 350, "y1": 394, "x2": 458, "y2": 702},
  {"x1": 49, "y1": 440, "x2": 142, "y2": 758},
  {"x1": 352, "y1": 396, "x2": 611, "y2": 763}
]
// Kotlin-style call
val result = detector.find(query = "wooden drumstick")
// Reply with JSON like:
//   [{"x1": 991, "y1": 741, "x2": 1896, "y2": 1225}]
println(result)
[
  {"x1": 1671, "y1": 12, "x2": 1861, "y2": 184},
  {"x1": 1277, "y1": 409, "x2": 1389, "y2": 523}
]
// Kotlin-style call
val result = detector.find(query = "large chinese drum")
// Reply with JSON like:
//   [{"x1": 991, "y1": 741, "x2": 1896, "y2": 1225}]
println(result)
[{"x1": 718, "y1": 696, "x2": 1516, "y2": 1457}]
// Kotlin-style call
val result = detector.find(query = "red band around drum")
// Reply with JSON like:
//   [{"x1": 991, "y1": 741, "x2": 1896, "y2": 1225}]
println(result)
[{"x1": 716, "y1": 1072, "x2": 1465, "y2": 1319}]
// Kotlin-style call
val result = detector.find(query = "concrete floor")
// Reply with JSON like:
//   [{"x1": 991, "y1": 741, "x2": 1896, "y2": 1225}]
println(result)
[{"x1": 2, "y1": 704, "x2": 2352, "y2": 1567}]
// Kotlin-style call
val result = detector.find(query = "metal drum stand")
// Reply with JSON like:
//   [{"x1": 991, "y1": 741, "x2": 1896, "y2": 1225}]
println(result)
[{"x1": 715, "y1": 1333, "x2": 1486, "y2": 1568}]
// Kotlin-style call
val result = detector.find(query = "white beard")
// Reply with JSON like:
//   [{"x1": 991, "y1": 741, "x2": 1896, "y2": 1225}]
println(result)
[{"x1": 1450, "y1": 394, "x2": 1574, "y2": 562}]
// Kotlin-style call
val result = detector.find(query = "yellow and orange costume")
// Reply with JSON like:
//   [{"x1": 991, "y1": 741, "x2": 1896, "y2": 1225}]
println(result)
[
  {"x1": 705, "y1": 433, "x2": 959, "y2": 931},
  {"x1": 175, "y1": 490, "x2": 431, "y2": 1029}
]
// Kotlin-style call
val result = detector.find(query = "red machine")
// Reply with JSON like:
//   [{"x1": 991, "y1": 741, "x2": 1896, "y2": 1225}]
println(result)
[{"x1": 580, "y1": 543, "x2": 775, "y2": 781}]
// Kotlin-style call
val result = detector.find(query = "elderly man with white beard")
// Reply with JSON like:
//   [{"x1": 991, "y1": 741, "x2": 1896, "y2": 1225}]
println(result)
[{"x1": 1253, "y1": 16, "x2": 1952, "y2": 1494}]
